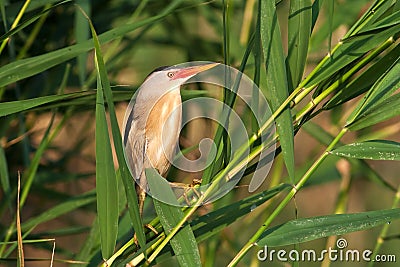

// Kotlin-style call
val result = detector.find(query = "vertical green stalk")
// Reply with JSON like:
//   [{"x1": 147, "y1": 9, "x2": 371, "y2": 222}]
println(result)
[
  {"x1": 0, "y1": 0, "x2": 32, "y2": 54},
  {"x1": 16, "y1": 173, "x2": 24, "y2": 267},
  {"x1": 75, "y1": 0, "x2": 91, "y2": 86},
  {"x1": 228, "y1": 127, "x2": 348, "y2": 266},
  {"x1": 222, "y1": 0, "x2": 232, "y2": 168},
  {"x1": 17, "y1": 4, "x2": 51, "y2": 60},
  {"x1": 327, "y1": 0, "x2": 334, "y2": 53},
  {"x1": 202, "y1": 0, "x2": 232, "y2": 184}
]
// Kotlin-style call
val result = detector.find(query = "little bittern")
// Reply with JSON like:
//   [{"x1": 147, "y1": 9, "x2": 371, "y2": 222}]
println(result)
[{"x1": 123, "y1": 63, "x2": 218, "y2": 216}]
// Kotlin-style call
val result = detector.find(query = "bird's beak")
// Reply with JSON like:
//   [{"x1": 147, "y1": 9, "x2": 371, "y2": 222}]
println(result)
[{"x1": 172, "y1": 63, "x2": 219, "y2": 80}]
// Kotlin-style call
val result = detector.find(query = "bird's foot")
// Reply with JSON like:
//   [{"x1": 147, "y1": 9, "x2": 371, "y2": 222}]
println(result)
[
  {"x1": 169, "y1": 179, "x2": 203, "y2": 206},
  {"x1": 182, "y1": 179, "x2": 203, "y2": 205}
]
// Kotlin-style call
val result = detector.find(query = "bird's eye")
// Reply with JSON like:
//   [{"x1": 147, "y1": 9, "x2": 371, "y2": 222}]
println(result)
[{"x1": 167, "y1": 72, "x2": 175, "y2": 78}]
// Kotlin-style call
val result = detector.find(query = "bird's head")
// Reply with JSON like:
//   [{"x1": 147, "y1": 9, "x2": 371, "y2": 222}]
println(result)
[{"x1": 140, "y1": 63, "x2": 219, "y2": 96}]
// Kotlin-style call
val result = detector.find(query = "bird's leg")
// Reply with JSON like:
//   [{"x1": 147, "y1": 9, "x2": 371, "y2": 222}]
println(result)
[
  {"x1": 133, "y1": 186, "x2": 146, "y2": 246},
  {"x1": 133, "y1": 186, "x2": 159, "y2": 247},
  {"x1": 137, "y1": 188, "x2": 146, "y2": 218}
]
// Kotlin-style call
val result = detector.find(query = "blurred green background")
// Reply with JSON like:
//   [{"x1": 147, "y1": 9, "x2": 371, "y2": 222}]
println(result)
[{"x1": 0, "y1": 0, "x2": 399, "y2": 266}]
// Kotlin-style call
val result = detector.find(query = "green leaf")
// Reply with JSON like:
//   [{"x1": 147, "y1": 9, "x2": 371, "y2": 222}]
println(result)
[
  {"x1": 0, "y1": 89, "x2": 205, "y2": 117},
  {"x1": 0, "y1": 1, "x2": 183, "y2": 88},
  {"x1": 3, "y1": 192, "x2": 95, "y2": 258},
  {"x1": 356, "y1": 10, "x2": 400, "y2": 35},
  {"x1": 146, "y1": 168, "x2": 201, "y2": 267},
  {"x1": 323, "y1": 43, "x2": 400, "y2": 109},
  {"x1": 305, "y1": 26, "x2": 399, "y2": 89},
  {"x1": 92, "y1": 24, "x2": 119, "y2": 259},
  {"x1": 346, "y1": 56, "x2": 400, "y2": 125},
  {"x1": 311, "y1": 0, "x2": 324, "y2": 32},
  {"x1": 74, "y1": 1, "x2": 91, "y2": 85},
  {"x1": 0, "y1": 0, "x2": 5, "y2": 28},
  {"x1": 256, "y1": 208, "x2": 400, "y2": 247},
  {"x1": 327, "y1": 0, "x2": 334, "y2": 53},
  {"x1": 73, "y1": 218, "x2": 101, "y2": 267},
  {"x1": 147, "y1": 184, "x2": 290, "y2": 266},
  {"x1": 0, "y1": 0, "x2": 63, "y2": 24},
  {"x1": 347, "y1": 93, "x2": 400, "y2": 131},
  {"x1": 0, "y1": 146, "x2": 10, "y2": 196},
  {"x1": 89, "y1": 13, "x2": 146, "y2": 249},
  {"x1": 0, "y1": 91, "x2": 91, "y2": 116},
  {"x1": 260, "y1": 0, "x2": 295, "y2": 182},
  {"x1": 0, "y1": 1, "x2": 72, "y2": 44},
  {"x1": 192, "y1": 184, "x2": 291, "y2": 242},
  {"x1": 302, "y1": 122, "x2": 396, "y2": 192},
  {"x1": 146, "y1": 184, "x2": 292, "y2": 264},
  {"x1": 20, "y1": 112, "x2": 64, "y2": 208},
  {"x1": 345, "y1": 0, "x2": 397, "y2": 38},
  {"x1": 21, "y1": 192, "x2": 95, "y2": 233},
  {"x1": 309, "y1": 0, "x2": 371, "y2": 53},
  {"x1": 95, "y1": 78, "x2": 118, "y2": 259},
  {"x1": 331, "y1": 140, "x2": 400, "y2": 161},
  {"x1": 346, "y1": 5, "x2": 400, "y2": 40},
  {"x1": 286, "y1": 0, "x2": 312, "y2": 91}
]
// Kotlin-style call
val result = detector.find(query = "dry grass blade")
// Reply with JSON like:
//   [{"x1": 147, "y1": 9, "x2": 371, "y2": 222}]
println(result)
[
  {"x1": 16, "y1": 172, "x2": 24, "y2": 267},
  {"x1": 50, "y1": 241, "x2": 55, "y2": 267}
]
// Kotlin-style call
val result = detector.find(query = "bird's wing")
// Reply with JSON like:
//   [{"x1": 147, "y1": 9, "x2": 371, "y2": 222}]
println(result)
[{"x1": 123, "y1": 108, "x2": 146, "y2": 183}]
